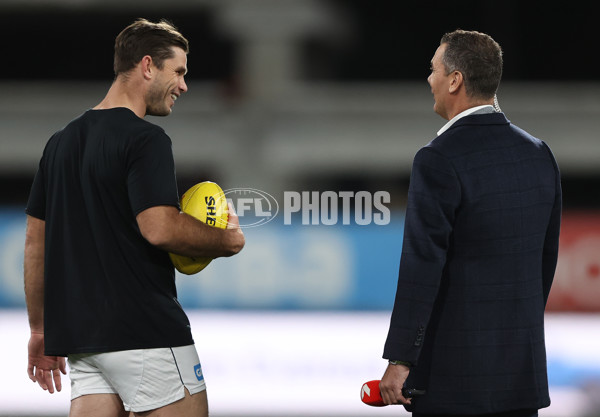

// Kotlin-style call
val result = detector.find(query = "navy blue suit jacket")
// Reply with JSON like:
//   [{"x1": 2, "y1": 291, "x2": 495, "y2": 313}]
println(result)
[{"x1": 384, "y1": 112, "x2": 561, "y2": 414}]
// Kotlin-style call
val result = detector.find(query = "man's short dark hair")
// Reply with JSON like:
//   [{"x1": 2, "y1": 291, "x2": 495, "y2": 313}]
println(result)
[
  {"x1": 114, "y1": 18, "x2": 189, "y2": 76},
  {"x1": 440, "y1": 29, "x2": 503, "y2": 100}
]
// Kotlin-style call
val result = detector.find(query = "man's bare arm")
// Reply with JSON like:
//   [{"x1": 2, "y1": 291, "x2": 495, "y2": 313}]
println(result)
[
  {"x1": 136, "y1": 205, "x2": 245, "y2": 258},
  {"x1": 24, "y1": 215, "x2": 66, "y2": 393}
]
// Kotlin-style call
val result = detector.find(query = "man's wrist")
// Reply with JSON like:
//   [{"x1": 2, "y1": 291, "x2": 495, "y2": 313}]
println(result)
[{"x1": 388, "y1": 359, "x2": 411, "y2": 367}]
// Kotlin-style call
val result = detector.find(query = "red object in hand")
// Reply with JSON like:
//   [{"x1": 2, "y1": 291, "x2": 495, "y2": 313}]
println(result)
[{"x1": 361, "y1": 380, "x2": 386, "y2": 407}]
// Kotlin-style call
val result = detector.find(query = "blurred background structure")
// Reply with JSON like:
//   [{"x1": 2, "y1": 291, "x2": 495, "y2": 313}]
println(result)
[{"x1": 1, "y1": 1, "x2": 599, "y2": 416}]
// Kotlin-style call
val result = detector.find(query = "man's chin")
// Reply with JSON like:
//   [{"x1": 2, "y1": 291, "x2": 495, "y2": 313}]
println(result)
[{"x1": 432, "y1": 103, "x2": 447, "y2": 120}]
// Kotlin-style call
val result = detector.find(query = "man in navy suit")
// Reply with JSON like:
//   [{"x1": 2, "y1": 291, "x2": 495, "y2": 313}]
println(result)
[{"x1": 379, "y1": 30, "x2": 561, "y2": 417}]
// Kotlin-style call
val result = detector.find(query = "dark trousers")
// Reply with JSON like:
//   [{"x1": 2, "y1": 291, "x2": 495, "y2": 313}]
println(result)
[{"x1": 413, "y1": 410, "x2": 538, "y2": 417}]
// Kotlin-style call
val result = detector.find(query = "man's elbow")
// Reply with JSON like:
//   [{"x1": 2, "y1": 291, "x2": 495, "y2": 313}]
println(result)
[
  {"x1": 136, "y1": 206, "x2": 180, "y2": 249},
  {"x1": 140, "y1": 224, "x2": 173, "y2": 249}
]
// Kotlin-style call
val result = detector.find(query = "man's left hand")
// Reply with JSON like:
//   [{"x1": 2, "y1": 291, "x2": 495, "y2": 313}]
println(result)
[
  {"x1": 379, "y1": 362, "x2": 411, "y2": 405},
  {"x1": 27, "y1": 331, "x2": 67, "y2": 394}
]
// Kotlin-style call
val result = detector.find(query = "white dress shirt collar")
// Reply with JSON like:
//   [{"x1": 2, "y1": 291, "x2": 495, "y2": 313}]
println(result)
[{"x1": 436, "y1": 105, "x2": 495, "y2": 136}]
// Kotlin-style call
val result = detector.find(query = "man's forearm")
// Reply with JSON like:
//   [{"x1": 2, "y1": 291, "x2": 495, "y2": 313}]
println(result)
[
  {"x1": 24, "y1": 215, "x2": 45, "y2": 332},
  {"x1": 137, "y1": 205, "x2": 245, "y2": 258}
]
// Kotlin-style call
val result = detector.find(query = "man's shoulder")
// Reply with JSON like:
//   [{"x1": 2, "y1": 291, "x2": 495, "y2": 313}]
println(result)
[
  {"x1": 420, "y1": 115, "x2": 549, "y2": 171},
  {"x1": 428, "y1": 112, "x2": 539, "y2": 150},
  {"x1": 56, "y1": 108, "x2": 161, "y2": 132},
  {"x1": 88, "y1": 108, "x2": 168, "y2": 141},
  {"x1": 45, "y1": 109, "x2": 171, "y2": 157},
  {"x1": 422, "y1": 114, "x2": 552, "y2": 171}
]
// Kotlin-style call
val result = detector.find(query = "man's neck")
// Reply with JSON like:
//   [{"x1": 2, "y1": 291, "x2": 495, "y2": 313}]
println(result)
[
  {"x1": 437, "y1": 103, "x2": 496, "y2": 136},
  {"x1": 94, "y1": 78, "x2": 146, "y2": 118},
  {"x1": 445, "y1": 97, "x2": 494, "y2": 121}
]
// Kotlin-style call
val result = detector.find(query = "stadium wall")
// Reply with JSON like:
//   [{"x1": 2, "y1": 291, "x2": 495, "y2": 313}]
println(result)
[{"x1": 1, "y1": 208, "x2": 598, "y2": 312}]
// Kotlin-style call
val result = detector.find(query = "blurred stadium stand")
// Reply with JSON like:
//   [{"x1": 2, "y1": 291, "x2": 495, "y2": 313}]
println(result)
[
  {"x1": 1, "y1": 0, "x2": 599, "y2": 207},
  {"x1": 1, "y1": 80, "x2": 599, "y2": 206},
  {"x1": 1, "y1": 1, "x2": 599, "y2": 416}
]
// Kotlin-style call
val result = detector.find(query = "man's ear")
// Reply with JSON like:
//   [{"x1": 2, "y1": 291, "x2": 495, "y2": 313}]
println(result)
[
  {"x1": 140, "y1": 55, "x2": 153, "y2": 80},
  {"x1": 448, "y1": 70, "x2": 463, "y2": 94}
]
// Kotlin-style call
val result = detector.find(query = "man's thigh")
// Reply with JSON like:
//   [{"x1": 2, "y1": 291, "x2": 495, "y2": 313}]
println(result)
[
  {"x1": 70, "y1": 393, "x2": 129, "y2": 417},
  {"x1": 134, "y1": 388, "x2": 208, "y2": 417}
]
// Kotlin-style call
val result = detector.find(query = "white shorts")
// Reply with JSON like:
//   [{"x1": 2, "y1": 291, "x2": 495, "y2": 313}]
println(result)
[{"x1": 68, "y1": 344, "x2": 206, "y2": 412}]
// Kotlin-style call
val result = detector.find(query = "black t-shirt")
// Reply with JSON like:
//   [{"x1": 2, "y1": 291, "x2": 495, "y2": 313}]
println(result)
[{"x1": 26, "y1": 108, "x2": 194, "y2": 356}]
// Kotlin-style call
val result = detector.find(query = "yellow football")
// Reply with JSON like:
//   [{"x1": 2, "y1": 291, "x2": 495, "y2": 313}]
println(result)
[{"x1": 169, "y1": 181, "x2": 229, "y2": 274}]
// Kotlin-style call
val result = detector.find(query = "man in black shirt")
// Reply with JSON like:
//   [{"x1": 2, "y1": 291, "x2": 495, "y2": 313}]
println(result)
[{"x1": 24, "y1": 19, "x2": 244, "y2": 417}]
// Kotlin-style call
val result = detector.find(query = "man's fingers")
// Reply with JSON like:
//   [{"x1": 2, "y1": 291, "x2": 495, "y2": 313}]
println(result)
[
  {"x1": 380, "y1": 389, "x2": 393, "y2": 405},
  {"x1": 43, "y1": 369, "x2": 55, "y2": 394},
  {"x1": 36, "y1": 369, "x2": 48, "y2": 391},
  {"x1": 29, "y1": 358, "x2": 66, "y2": 393},
  {"x1": 52, "y1": 368, "x2": 62, "y2": 392},
  {"x1": 380, "y1": 385, "x2": 398, "y2": 405},
  {"x1": 380, "y1": 385, "x2": 411, "y2": 405},
  {"x1": 27, "y1": 364, "x2": 36, "y2": 382},
  {"x1": 226, "y1": 202, "x2": 240, "y2": 229},
  {"x1": 59, "y1": 357, "x2": 67, "y2": 375}
]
